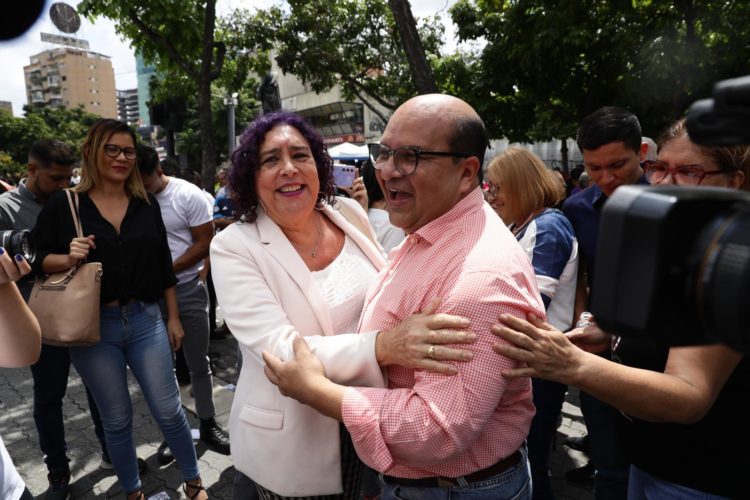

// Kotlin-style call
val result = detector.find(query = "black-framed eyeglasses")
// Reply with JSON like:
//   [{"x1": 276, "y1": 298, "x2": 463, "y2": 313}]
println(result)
[
  {"x1": 642, "y1": 160, "x2": 727, "y2": 186},
  {"x1": 368, "y1": 143, "x2": 471, "y2": 177},
  {"x1": 486, "y1": 181, "x2": 500, "y2": 197},
  {"x1": 103, "y1": 144, "x2": 136, "y2": 160}
]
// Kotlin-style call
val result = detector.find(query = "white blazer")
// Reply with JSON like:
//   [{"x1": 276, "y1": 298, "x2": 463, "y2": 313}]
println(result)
[{"x1": 210, "y1": 196, "x2": 387, "y2": 496}]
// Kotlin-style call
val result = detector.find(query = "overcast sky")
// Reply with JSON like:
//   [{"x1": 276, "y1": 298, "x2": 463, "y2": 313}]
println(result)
[{"x1": 0, "y1": 0, "x2": 458, "y2": 118}]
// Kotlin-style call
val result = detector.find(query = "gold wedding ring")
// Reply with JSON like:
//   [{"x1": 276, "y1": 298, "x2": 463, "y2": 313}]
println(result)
[{"x1": 427, "y1": 345, "x2": 436, "y2": 359}]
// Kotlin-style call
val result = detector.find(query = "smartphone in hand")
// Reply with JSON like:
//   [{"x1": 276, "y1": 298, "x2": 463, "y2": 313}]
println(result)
[{"x1": 332, "y1": 164, "x2": 357, "y2": 187}]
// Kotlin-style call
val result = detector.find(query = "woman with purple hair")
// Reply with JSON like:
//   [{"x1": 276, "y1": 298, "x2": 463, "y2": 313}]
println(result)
[{"x1": 210, "y1": 112, "x2": 473, "y2": 499}]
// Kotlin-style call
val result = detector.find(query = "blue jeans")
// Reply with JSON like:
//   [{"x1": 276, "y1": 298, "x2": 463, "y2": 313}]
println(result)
[
  {"x1": 69, "y1": 301, "x2": 199, "y2": 493},
  {"x1": 627, "y1": 465, "x2": 731, "y2": 500},
  {"x1": 378, "y1": 447, "x2": 532, "y2": 499}
]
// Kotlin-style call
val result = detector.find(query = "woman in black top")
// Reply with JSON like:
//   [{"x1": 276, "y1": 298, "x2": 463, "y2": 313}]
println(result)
[
  {"x1": 491, "y1": 119, "x2": 749, "y2": 499},
  {"x1": 33, "y1": 119, "x2": 207, "y2": 500}
]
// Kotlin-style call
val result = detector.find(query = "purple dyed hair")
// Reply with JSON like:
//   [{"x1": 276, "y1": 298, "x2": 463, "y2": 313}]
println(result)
[{"x1": 228, "y1": 111, "x2": 335, "y2": 222}]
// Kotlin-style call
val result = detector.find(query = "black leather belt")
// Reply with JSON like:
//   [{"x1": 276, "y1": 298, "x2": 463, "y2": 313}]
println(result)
[{"x1": 382, "y1": 449, "x2": 522, "y2": 488}]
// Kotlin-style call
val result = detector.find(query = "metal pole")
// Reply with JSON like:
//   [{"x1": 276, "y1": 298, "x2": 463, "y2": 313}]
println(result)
[{"x1": 227, "y1": 92, "x2": 238, "y2": 157}]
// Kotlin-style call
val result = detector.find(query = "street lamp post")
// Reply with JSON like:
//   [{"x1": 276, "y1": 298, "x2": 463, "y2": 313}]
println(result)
[{"x1": 224, "y1": 92, "x2": 239, "y2": 157}]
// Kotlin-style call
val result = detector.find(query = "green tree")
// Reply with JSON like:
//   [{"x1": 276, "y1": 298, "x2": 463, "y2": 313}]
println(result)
[
  {"x1": 148, "y1": 75, "x2": 261, "y2": 171},
  {"x1": 240, "y1": 0, "x2": 444, "y2": 122},
  {"x1": 78, "y1": 0, "x2": 270, "y2": 190},
  {"x1": 450, "y1": 0, "x2": 750, "y2": 145},
  {"x1": 0, "y1": 105, "x2": 100, "y2": 168},
  {"x1": 388, "y1": 0, "x2": 439, "y2": 94}
]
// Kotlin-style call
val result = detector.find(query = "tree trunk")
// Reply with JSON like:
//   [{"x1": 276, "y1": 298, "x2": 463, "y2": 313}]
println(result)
[
  {"x1": 560, "y1": 139, "x2": 569, "y2": 174},
  {"x1": 387, "y1": 0, "x2": 438, "y2": 94},
  {"x1": 199, "y1": 0, "x2": 219, "y2": 194}
]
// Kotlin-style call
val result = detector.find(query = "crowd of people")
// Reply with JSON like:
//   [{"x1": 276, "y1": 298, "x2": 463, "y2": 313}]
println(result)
[{"x1": 0, "y1": 93, "x2": 748, "y2": 500}]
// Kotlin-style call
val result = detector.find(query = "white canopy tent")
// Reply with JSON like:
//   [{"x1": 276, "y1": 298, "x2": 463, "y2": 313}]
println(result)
[{"x1": 327, "y1": 142, "x2": 369, "y2": 161}]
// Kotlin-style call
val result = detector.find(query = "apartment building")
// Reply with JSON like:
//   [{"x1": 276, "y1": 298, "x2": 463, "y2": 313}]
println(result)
[
  {"x1": 23, "y1": 47, "x2": 117, "y2": 118},
  {"x1": 117, "y1": 88, "x2": 140, "y2": 126}
]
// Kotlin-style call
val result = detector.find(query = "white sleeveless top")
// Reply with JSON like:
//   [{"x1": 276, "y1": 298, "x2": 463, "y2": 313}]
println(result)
[{"x1": 312, "y1": 235, "x2": 378, "y2": 334}]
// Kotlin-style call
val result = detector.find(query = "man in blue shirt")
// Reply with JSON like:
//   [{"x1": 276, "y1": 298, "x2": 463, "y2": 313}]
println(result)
[{"x1": 562, "y1": 106, "x2": 649, "y2": 500}]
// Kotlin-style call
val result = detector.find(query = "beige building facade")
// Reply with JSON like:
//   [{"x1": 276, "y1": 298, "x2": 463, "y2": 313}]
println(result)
[{"x1": 24, "y1": 47, "x2": 117, "y2": 118}]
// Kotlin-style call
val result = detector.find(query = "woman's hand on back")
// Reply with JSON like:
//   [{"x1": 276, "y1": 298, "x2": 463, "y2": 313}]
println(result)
[{"x1": 375, "y1": 297, "x2": 476, "y2": 375}]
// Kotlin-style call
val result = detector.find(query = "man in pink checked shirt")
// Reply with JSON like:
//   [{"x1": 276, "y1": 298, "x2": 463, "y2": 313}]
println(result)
[{"x1": 264, "y1": 94, "x2": 545, "y2": 499}]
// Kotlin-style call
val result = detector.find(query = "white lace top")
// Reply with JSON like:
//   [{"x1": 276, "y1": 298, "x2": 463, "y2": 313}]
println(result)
[{"x1": 312, "y1": 235, "x2": 378, "y2": 334}]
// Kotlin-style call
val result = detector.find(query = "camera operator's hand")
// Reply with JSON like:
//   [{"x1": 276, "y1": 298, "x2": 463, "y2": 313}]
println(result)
[
  {"x1": 0, "y1": 248, "x2": 41, "y2": 368},
  {"x1": 491, "y1": 312, "x2": 588, "y2": 384},
  {"x1": 67, "y1": 235, "x2": 96, "y2": 268},
  {"x1": 0, "y1": 247, "x2": 31, "y2": 283}
]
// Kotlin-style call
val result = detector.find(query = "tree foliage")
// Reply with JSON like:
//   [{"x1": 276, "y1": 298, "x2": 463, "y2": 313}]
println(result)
[
  {"x1": 0, "y1": 106, "x2": 100, "y2": 176},
  {"x1": 77, "y1": 0, "x2": 270, "y2": 189},
  {"x1": 449, "y1": 0, "x2": 750, "y2": 142},
  {"x1": 148, "y1": 75, "x2": 262, "y2": 170},
  {"x1": 238, "y1": 0, "x2": 444, "y2": 122}
]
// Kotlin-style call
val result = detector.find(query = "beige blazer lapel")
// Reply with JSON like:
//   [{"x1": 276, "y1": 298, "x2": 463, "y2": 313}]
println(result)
[
  {"x1": 255, "y1": 208, "x2": 335, "y2": 336},
  {"x1": 325, "y1": 198, "x2": 387, "y2": 272}
]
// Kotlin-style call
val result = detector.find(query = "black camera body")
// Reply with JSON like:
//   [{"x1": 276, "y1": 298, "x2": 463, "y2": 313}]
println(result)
[
  {"x1": 0, "y1": 229, "x2": 36, "y2": 262},
  {"x1": 589, "y1": 74, "x2": 750, "y2": 354},
  {"x1": 591, "y1": 185, "x2": 750, "y2": 354}
]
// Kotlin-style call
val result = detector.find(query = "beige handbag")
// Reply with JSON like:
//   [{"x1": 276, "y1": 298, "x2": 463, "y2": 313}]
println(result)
[{"x1": 29, "y1": 190, "x2": 103, "y2": 346}]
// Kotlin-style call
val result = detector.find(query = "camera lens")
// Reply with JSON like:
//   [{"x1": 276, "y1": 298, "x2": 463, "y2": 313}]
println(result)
[
  {"x1": 0, "y1": 229, "x2": 36, "y2": 263},
  {"x1": 696, "y1": 206, "x2": 750, "y2": 353}
]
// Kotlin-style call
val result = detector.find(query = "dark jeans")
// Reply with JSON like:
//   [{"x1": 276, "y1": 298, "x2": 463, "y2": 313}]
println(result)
[
  {"x1": 528, "y1": 379, "x2": 567, "y2": 500},
  {"x1": 207, "y1": 267, "x2": 218, "y2": 334},
  {"x1": 580, "y1": 390, "x2": 629, "y2": 500},
  {"x1": 30, "y1": 344, "x2": 106, "y2": 472},
  {"x1": 233, "y1": 470, "x2": 260, "y2": 500}
]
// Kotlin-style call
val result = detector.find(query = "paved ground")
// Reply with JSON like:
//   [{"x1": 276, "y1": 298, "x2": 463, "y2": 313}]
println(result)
[{"x1": 0, "y1": 329, "x2": 595, "y2": 499}]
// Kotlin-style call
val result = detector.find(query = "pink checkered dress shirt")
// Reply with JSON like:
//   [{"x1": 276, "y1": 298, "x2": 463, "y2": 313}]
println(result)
[{"x1": 341, "y1": 187, "x2": 544, "y2": 479}]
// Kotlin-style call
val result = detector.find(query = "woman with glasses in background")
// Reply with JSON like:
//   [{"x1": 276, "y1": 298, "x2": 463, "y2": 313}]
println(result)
[
  {"x1": 485, "y1": 148, "x2": 579, "y2": 500},
  {"x1": 32, "y1": 119, "x2": 208, "y2": 500},
  {"x1": 491, "y1": 118, "x2": 749, "y2": 499}
]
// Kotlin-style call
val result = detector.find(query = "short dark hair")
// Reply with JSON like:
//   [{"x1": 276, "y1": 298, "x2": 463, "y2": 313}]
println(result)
[
  {"x1": 136, "y1": 144, "x2": 160, "y2": 175},
  {"x1": 448, "y1": 113, "x2": 489, "y2": 182},
  {"x1": 160, "y1": 157, "x2": 179, "y2": 177},
  {"x1": 28, "y1": 139, "x2": 77, "y2": 168},
  {"x1": 570, "y1": 164, "x2": 585, "y2": 181},
  {"x1": 229, "y1": 111, "x2": 335, "y2": 222},
  {"x1": 576, "y1": 106, "x2": 642, "y2": 154},
  {"x1": 360, "y1": 160, "x2": 383, "y2": 207}
]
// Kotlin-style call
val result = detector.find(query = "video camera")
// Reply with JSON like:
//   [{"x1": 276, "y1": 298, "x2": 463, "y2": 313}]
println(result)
[{"x1": 591, "y1": 75, "x2": 750, "y2": 354}]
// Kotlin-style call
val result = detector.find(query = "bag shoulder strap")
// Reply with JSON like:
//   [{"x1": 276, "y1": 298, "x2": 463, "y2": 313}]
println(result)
[
  {"x1": 336, "y1": 199, "x2": 378, "y2": 247},
  {"x1": 65, "y1": 190, "x2": 84, "y2": 239}
]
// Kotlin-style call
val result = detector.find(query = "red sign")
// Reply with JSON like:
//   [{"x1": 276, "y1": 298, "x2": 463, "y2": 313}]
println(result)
[{"x1": 324, "y1": 133, "x2": 365, "y2": 145}]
